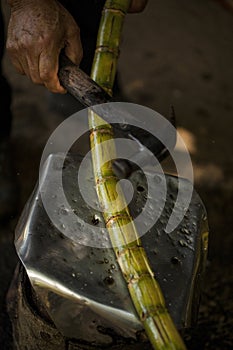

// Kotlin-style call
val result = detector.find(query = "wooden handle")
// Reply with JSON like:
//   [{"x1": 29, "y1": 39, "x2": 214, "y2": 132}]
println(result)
[{"x1": 58, "y1": 55, "x2": 111, "y2": 107}]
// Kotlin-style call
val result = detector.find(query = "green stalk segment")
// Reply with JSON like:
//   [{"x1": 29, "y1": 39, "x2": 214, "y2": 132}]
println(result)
[
  {"x1": 88, "y1": 1, "x2": 187, "y2": 349},
  {"x1": 91, "y1": 0, "x2": 131, "y2": 95},
  {"x1": 89, "y1": 113, "x2": 186, "y2": 350}
]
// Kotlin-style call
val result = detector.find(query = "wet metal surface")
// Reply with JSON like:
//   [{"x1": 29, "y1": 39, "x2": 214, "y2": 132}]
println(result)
[{"x1": 15, "y1": 153, "x2": 208, "y2": 344}]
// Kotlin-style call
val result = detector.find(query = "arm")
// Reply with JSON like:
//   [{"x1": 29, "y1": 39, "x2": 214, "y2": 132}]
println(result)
[{"x1": 6, "y1": 0, "x2": 82, "y2": 93}]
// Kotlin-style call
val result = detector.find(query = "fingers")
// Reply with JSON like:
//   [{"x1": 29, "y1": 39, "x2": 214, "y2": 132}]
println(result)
[
  {"x1": 6, "y1": 36, "x2": 25, "y2": 75},
  {"x1": 65, "y1": 26, "x2": 83, "y2": 66},
  {"x1": 7, "y1": 53, "x2": 24, "y2": 75},
  {"x1": 7, "y1": 37, "x2": 43, "y2": 85},
  {"x1": 26, "y1": 54, "x2": 42, "y2": 84},
  {"x1": 7, "y1": 39, "x2": 66, "y2": 93},
  {"x1": 39, "y1": 49, "x2": 66, "y2": 94},
  {"x1": 7, "y1": 48, "x2": 30, "y2": 79},
  {"x1": 6, "y1": 2, "x2": 82, "y2": 94},
  {"x1": 38, "y1": 29, "x2": 83, "y2": 93}
]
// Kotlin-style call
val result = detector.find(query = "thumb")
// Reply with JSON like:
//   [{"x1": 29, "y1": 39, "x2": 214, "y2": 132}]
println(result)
[{"x1": 65, "y1": 29, "x2": 83, "y2": 66}]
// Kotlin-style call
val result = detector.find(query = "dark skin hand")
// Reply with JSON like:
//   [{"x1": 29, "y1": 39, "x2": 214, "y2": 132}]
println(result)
[
  {"x1": 7, "y1": 0, "x2": 148, "y2": 94},
  {"x1": 7, "y1": 0, "x2": 83, "y2": 93}
]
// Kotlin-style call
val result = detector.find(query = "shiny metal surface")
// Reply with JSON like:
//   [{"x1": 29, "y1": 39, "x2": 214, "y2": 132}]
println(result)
[{"x1": 15, "y1": 153, "x2": 208, "y2": 344}]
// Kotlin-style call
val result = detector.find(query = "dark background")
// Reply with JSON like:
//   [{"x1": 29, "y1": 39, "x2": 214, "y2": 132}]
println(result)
[{"x1": 0, "y1": 0, "x2": 232, "y2": 348}]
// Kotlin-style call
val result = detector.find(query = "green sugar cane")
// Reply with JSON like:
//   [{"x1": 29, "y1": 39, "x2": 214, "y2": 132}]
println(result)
[{"x1": 88, "y1": 1, "x2": 187, "y2": 349}]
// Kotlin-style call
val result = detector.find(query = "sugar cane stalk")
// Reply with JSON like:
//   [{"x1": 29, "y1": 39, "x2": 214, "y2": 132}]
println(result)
[{"x1": 88, "y1": 1, "x2": 186, "y2": 349}]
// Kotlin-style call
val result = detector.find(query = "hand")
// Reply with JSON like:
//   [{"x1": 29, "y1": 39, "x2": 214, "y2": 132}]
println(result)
[
  {"x1": 7, "y1": 0, "x2": 83, "y2": 93},
  {"x1": 129, "y1": 0, "x2": 148, "y2": 13}
]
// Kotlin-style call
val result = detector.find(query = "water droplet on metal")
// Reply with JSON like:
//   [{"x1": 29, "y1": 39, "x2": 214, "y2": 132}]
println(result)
[
  {"x1": 59, "y1": 208, "x2": 69, "y2": 216},
  {"x1": 171, "y1": 256, "x2": 181, "y2": 265},
  {"x1": 169, "y1": 193, "x2": 175, "y2": 200},
  {"x1": 96, "y1": 260, "x2": 104, "y2": 264},
  {"x1": 120, "y1": 123, "x2": 129, "y2": 130},
  {"x1": 92, "y1": 215, "x2": 100, "y2": 225},
  {"x1": 137, "y1": 185, "x2": 145, "y2": 193},
  {"x1": 179, "y1": 239, "x2": 187, "y2": 247},
  {"x1": 180, "y1": 227, "x2": 190, "y2": 235},
  {"x1": 104, "y1": 276, "x2": 114, "y2": 286}
]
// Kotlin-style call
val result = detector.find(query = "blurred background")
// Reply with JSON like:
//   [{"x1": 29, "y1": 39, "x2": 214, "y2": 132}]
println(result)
[{"x1": 0, "y1": 0, "x2": 232, "y2": 348}]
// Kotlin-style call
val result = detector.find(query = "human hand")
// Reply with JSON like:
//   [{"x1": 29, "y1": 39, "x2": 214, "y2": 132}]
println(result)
[
  {"x1": 7, "y1": 0, "x2": 83, "y2": 93},
  {"x1": 129, "y1": 0, "x2": 148, "y2": 13}
]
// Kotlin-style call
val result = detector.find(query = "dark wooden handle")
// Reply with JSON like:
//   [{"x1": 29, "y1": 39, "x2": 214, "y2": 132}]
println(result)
[{"x1": 58, "y1": 55, "x2": 111, "y2": 107}]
